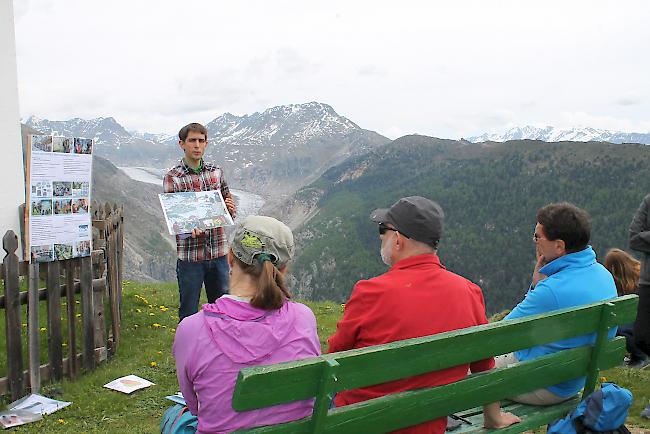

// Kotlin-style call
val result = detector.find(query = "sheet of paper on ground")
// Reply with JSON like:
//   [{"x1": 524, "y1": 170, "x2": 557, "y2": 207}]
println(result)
[
  {"x1": 165, "y1": 392, "x2": 186, "y2": 406},
  {"x1": 8, "y1": 393, "x2": 72, "y2": 415},
  {"x1": 104, "y1": 375, "x2": 155, "y2": 394},
  {"x1": 0, "y1": 410, "x2": 42, "y2": 429}
]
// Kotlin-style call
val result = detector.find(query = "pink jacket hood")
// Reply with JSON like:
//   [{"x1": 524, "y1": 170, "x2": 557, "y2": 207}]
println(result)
[{"x1": 201, "y1": 296, "x2": 301, "y2": 364}]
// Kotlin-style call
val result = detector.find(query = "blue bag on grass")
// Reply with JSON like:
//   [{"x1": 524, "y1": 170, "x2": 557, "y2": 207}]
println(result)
[
  {"x1": 548, "y1": 383, "x2": 632, "y2": 434},
  {"x1": 160, "y1": 404, "x2": 198, "y2": 434}
]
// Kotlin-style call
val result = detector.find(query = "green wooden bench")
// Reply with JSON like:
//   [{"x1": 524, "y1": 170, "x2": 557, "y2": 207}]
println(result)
[{"x1": 232, "y1": 295, "x2": 638, "y2": 433}]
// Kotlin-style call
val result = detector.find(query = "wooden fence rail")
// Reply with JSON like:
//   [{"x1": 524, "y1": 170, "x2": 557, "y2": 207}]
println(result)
[{"x1": 0, "y1": 202, "x2": 124, "y2": 400}]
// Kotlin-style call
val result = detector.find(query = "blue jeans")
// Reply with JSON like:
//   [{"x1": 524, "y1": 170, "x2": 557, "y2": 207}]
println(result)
[{"x1": 176, "y1": 256, "x2": 229, "y2": 321}]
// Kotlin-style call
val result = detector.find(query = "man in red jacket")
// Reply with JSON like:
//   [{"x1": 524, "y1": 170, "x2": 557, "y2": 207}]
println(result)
[{"x1": 328, "y1": 196, "x2": 519, "y2": 434}]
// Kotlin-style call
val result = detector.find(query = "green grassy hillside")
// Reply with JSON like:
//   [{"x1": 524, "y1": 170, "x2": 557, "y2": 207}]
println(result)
[
  {"x1": 0, "y1": 281, "x2": 648, "y2": 433},
  {"x1": 290, "y1": 137, "x2": 650, "y2": 313}
]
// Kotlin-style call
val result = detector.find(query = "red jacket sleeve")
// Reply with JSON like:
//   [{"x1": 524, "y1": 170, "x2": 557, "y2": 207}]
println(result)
[
  {"x1": 469, "y1": 281, "x2": 495, "y2": 372},
  {"x1": 327, "y1": 282, "x2": 367, "y2": 353}
]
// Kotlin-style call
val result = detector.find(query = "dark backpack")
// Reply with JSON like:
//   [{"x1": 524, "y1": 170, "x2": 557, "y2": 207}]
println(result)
[{"x1": 548, "y1": 383, "x2": 633, "y2": 434}]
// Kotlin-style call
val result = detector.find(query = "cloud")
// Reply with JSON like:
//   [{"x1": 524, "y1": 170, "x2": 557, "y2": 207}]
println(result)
[
  {"x1": 12, "y1": 0, "x2": 650, "y2": 137},
  {"x1": 615, "y1": 96, "x2": 642, "y2": 106},
  {"x1": 357, "y1": 65, "x2": 386, "y2": 77},
  {"x1": 276, "y1": 47, "x2": 319, "y2": 76}
]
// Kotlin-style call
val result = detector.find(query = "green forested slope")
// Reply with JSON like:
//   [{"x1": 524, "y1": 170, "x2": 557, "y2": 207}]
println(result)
[{"x1": 291, "y1": 136, "x2": 650, "y2": 314}]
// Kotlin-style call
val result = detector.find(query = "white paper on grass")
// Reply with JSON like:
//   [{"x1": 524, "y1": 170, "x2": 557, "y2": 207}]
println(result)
[
  {"x1": 0, "y1": 410, "x2": 42, "y2": 429},
  {"x1": 8, "y1": 393, "x2": 72, "y2": 415},
  {"x1": 165, "y1": 392, "x2": 186, "y2": 405},
  {"x1": 103, "y1": 375, "x2": 155, "y2": 394}
]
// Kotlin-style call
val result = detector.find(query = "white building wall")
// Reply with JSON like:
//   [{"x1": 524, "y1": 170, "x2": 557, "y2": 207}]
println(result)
[{"x1": 0, "y1": 0, "x2": 26, "y2": 257}]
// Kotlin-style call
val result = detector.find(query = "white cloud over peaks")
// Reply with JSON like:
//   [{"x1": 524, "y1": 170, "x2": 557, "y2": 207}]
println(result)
[{"x1": 12, "y1": 0, "x2": 650, "y2": 138}]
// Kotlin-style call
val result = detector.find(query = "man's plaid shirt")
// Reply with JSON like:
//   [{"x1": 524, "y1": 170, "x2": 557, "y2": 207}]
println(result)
[{"x1": 163, "y1": 159, "x2": 231, "y2": 262}]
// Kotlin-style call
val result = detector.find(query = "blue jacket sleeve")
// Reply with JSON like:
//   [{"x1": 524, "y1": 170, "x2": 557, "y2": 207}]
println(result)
[{"x1": 505, "y1": 281, "x2": 559, "y2": 320}]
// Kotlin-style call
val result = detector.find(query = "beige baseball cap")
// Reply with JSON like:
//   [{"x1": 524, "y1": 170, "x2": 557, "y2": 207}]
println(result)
[{"x1": 231, "y1": 215, "x2": 294, "y2": 267}]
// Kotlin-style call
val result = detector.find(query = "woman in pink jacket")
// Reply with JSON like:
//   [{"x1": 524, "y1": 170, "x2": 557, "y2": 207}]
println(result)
[{"x1": 167, "y1": 215, "x2": 321, "y2": 434}]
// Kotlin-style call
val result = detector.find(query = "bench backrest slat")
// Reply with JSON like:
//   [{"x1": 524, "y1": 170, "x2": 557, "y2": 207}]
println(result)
[
  {"x1": 236, "y1": 338, "x2": 625, "y2": 434},
  {"x1": 232, "y1": 296, "x2": 636, "y2": 412}
]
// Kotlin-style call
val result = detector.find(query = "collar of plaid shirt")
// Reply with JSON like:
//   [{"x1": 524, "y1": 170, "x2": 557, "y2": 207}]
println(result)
[{"x1": 182, "y1": 158, "x2": 204, "y2": 174}]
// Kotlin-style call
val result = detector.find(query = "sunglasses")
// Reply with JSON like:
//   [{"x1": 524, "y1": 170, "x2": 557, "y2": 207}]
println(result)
[{"x1": 378, "y1": 224, "x2": 398, "y2": 235}]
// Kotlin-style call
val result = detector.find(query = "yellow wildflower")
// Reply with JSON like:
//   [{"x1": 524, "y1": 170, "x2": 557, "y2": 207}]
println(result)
[
  {"x1": 40, "y1": 327, "x2": 47, "y2": 332},
  {"x1": 57, "y1": 419, "x2": 65, "y2": 424},
  {"x1": 150, "y1": 361, "x2": 157, "y2": 368},
  {"x1": 153, "y1": 323, "x2": 161, "y2": 328}
]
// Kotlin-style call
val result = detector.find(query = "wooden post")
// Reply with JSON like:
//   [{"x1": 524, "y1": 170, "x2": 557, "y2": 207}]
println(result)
[
  {"x1": 116, "y1": 205, "x2": 124, "y2": 318},
  {"x1": 111, "y1": 206, "x2": 121, "y2": 346},
  {"x1": 105, "y1": 205, "x2": 120, "y2": 352},
  {"x1": 310, "y1": 359, "x2": 340, "y2": 433},
  {"x1": 583, "y1": 302, "x2": 616, "y2": 397},
  {"x1": 46, "y1": 261, "x2": 63, "y2": 381},
  {"x1": 80, "y1": 255, "x2": 95, "y2": 370},
  {"x1": 93, "y1": 269, "x2": 107, "y2": 353},
  {"x1": 65, "y1": 260, "x2": 77, "y2": 379},
  {"x1": 3, "y1": 231, "x2": 25, "y2": 400},
  {"x1": 28, "y1": 261, "x2": 41, "y2": 392}
]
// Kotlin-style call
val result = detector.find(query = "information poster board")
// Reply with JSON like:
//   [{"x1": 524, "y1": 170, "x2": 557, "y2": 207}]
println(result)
[
  {"x1": 159, "y1": 190, "x2": 234, "y2": 235},
  {"x1": 27, "y1": 134, "x2": 93, "y2": 262}
]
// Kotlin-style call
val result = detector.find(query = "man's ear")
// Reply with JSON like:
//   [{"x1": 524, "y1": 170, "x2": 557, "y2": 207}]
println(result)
[
  {"x1": 555, "y1": 239, "x2": 567, "y2": 256},
  {"x1": 395, "y1": 232, "x2": 404, "y2": 250}
]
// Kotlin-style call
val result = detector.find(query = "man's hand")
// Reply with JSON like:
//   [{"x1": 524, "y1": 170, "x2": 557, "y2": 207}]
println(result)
[
  {"x1": 225, "y1": 196, "x2": 236, "y2": 218},
  {"x1": 191, "y1": 228, "x2": 204, "y2": 238},
  {"x1": 531, "y1": 249, "x2": 548, "y2": 288}
]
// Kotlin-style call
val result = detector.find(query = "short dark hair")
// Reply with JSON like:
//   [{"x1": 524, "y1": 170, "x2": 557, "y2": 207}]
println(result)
[
  {"x1": 178, "y1": 123, "x2": 208, "y2": 142},
  {"x1": 536, "y1": 202, "x2": 591, "y2": 253}
]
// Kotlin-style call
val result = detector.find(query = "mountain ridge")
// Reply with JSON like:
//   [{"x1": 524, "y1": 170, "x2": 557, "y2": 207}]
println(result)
[
  {"x1": 467, "y1": 125, "x2": 650, "y2": 144},
  {"x1": 277, "y1": 136, "x2": 650, "y2": 314},
  {"x1": 24, "y1": 102, "x2": 389, "y2": 199}
]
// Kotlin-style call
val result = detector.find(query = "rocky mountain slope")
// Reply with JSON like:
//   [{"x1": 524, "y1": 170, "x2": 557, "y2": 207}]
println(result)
[
  {"x1": 91, "y1": 156, "x2": 176, "y2": 282},
  {"x1": 25, "y1": 103, "x2": 389, "y2": 203},
  {"x1": 24, "y1": 116, "x2": 173, "y2": 166}
]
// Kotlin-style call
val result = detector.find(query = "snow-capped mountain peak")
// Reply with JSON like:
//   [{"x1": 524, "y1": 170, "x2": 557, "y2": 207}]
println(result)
[
  {"x1": 204, "y1": 101, "x2": 360, "y2": 147},
  {"x1": 467, "y1": 126, "x2": 650, "y2": 145}
]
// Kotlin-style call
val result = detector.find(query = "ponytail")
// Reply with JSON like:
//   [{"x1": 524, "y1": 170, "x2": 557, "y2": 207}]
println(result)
[
  {"x1": 233, "y1": 254, "x2": 291, "y2": 310},
  {"x1": 250, "y1": 261, "x2": 291, "y2": 310}
]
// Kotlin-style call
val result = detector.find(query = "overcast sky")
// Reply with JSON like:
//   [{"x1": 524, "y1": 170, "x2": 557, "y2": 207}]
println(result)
[{"x1": 12, "y1": 0, "x2": 650, "y2": 139}]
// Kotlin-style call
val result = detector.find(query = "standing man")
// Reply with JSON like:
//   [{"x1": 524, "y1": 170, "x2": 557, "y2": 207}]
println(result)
[
  {"x1": 328, "y1": 196, "x2": 519, "y2": 434},
  {"x1": 629, "y1": 194, "x2": 650, "y2": 418},
  {"x1": 502, "y1": 202, "x2": 617, "y2": 404},
  {"x1": 164, "y1": 122, "x2": 237, "y2": 321}
]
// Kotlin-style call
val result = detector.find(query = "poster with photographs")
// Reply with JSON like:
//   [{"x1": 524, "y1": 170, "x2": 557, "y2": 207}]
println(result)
[
  {"x1": 158, "y1": 190, "x2": 234, "y2": 235},
  {"x1": 27, "y1": 134, "x2": 93, "y2": 262}
]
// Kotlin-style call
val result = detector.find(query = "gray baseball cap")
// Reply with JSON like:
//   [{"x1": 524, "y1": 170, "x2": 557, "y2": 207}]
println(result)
[
  {"x1": 370, "y1": 196, "x2": 444, "y2": 247},
  {"x1": 231, "y1": 215, "x2": 294, "y2": 267}
]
